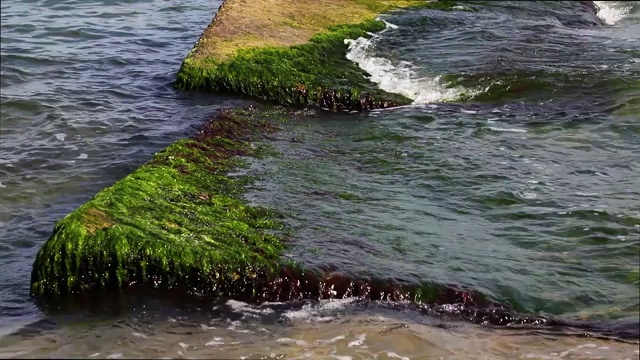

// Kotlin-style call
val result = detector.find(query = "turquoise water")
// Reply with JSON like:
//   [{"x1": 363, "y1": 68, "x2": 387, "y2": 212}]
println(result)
[{"x1": 0, "y1": 0, "x2": 639, "y2": 357}]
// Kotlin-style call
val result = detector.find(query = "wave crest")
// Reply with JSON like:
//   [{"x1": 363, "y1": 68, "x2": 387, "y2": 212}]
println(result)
[
  {"x1": 594, "y1": 1, "x2": 632, "y2": 25},
  {"x1": 344, "y1": 20, "x2": 465, "y2": 104}
]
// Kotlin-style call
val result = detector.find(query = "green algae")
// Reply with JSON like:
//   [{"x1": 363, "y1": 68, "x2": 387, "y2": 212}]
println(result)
[
  {"x1": 351, "y1": 0, "x2": 461, "y2": 13},
  {"x1": 30, "y1": 104, "x2": 499, "y2": 311},
  {"x1": 337, "y1": 192, "x2": 361, "y2": 201},
  {"x1": 30, "y1": 109, "x2": 289, "y2": 299},
  {"x1": 176, "y1": 19, "x2": 411, "y2": 110},
  {"x1": 627, "y1": 270, "x2": 640, "y2": 287}
]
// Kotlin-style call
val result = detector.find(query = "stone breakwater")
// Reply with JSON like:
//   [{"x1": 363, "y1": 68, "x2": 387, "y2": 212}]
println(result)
[
  {"x1": 172, "y1": 0, "x2": 461, "y2": 110},
  {"x1": 26, "y1": 106, "x2": 559, "y2": 331},
  {"x1": 29, "y1": 0, "x2": 639, "y2": 342}
]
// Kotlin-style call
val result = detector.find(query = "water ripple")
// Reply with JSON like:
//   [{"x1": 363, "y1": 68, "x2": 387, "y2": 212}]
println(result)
[
  {"x1": 0, "y1": 0, "x2": 238, "y2": 333},
  {"x1": 246, "y1": 100, "x2": 640, "y2": 318}
]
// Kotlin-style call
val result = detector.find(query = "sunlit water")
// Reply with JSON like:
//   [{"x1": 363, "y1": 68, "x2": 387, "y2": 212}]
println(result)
[{"x1": 1, "y1": 0, "x2": 639, "y2": 358}]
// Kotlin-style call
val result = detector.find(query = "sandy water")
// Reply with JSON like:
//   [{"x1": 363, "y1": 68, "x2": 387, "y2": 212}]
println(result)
[{"x1": 1, "y1": 297, "x2": 639, "y2": 359}]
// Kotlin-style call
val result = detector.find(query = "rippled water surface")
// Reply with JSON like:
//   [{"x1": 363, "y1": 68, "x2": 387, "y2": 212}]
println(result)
[
  {"x1": 1, "y1": 0, "x2": 639, "y2": 358},
  {"x1": 0, "y1": 0, "x2": 232, "y2": 335}
]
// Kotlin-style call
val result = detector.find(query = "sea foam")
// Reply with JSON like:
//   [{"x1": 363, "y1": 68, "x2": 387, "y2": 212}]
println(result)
[
  {"x1": 594, "y1": 1, "x2": 632, "y2": 25},
  {"x1": 344, "y1": 20, "x2": 465, "y2": 104}
]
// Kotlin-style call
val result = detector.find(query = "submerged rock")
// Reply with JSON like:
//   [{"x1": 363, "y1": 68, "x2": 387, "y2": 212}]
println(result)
[
  {"x1": 28, "y1": 106, "x2": 639, "y2": 342},
  {"x1": 30, "y1": 109, "x2": 288, "y2": 299},
  {"x1": 29, "y1": 107, "x2": 495, "y2": 311}
]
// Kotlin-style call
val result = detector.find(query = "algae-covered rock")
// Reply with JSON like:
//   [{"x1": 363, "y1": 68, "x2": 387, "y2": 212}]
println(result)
[
  {"x1": 30, "y1": 109, "x2": 289, "y2": 299},
  {"x1": 29, "y1": 106, "x2": 606, "y2": 332},
  {"x1": 29, "y1": 107, "x2": 498, "y2": 312},
  {"x1": 174, "y1": 0, "x2": 461, "y2": 110}
]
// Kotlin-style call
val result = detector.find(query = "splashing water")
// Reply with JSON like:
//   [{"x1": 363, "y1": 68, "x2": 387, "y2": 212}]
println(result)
[
  {"x1": 594, "y1": 1, "x2": 632, "y2": 25},
  {"x1": 344, "y1": 20, "x2": 466, "y2": 104}
]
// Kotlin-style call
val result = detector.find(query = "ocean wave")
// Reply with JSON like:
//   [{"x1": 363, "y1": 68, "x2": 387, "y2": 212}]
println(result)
[
  {"x1": 344, "y1": 20, "x2": 465, "y2": 104},
  {"x1": 594, "y1": 1, "x2": 633, "y2": 25}
]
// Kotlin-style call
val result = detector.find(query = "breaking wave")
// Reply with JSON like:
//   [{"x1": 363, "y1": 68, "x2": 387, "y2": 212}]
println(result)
[
  {"x1": 344, "y1": 21, "x2": 466, "y2": 104},
  {"x1": 594, "y1": 1, "x2": 633, "y2": 25}
]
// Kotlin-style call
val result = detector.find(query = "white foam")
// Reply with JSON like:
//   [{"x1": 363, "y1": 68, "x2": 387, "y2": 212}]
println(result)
[
  {"x1": 347, "y1": 333, "x2": 366, "y2": 347},
  {"x1": 517, "y1": 191, "x2": 538, "y2": 200},
  {"x1": 205, "y1": 337, "x2": 224, "y2": 347},
  {"x1": 226, "y1": 319, "x2": 252, "y2": 334},
  {"x1": 386, "y1": 352, "x2": 411, "y2": 360},
  {"x1": 575, "y1": 192, "x2": 599, "y2": 197},
  {"x1": 283, "y1": 298, "x2": 357, "y2": 321},
  {"x1": 344, "y1": 20, "x2": 465, "y2": 104},
  {"x1": 488, "y1": 127, "x2": 527, "y2": 133},
  {"x1": 226, "y1": 299, "x2": 274, "y2": 315},
  {"x1": 594, "y1": 1, "x2": 631, "y2": 25},
  {"x1": 315, "y1": 335, "x2": 346, "y2": 345}
]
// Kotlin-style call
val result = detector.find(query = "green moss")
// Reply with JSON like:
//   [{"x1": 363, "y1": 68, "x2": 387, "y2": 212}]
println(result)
[
  {"x1": 29, "y1": 106, "x2": 501, "y2": 310},
  {"x1": 414, "y1": 0, "x2": 472, "y2": 11},
  {"x1": 627, "y1": 270, "x2": 640, "y2": 287},
  {"x1": 172, "y1": 0, "x2": 478, "y2": 109},
  {"x1": 337, "y1": 192, "x2": 361, "y2": 201},
  {"x1": 28, "y1": 103, "x2": 532, "y2": 326},
  {"x1": 351, "y1": 0, "x2": 424, "y2": 12},
  {"x1": 174, "y1": 0, "x2": 476, "y2": 109},
  {"x1": 30, "y1": 109, "x2": 289, "y2": 299},
  {"x1": 176, "y1": 19, "x2": 411, "y2": 110}
]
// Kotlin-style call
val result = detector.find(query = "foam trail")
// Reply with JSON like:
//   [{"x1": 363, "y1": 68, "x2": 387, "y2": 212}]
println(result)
[
  {"x1": 594, "y1": 1, "x2": 631, "y2": 25},
  {"x1": 344, "y1": 21, "x2": 465, "y2": 104}
]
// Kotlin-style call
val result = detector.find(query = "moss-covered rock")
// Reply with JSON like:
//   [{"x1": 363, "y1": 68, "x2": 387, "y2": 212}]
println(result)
[
  {"x1": 30, "y1": 106, "x2": 614, "y2": 333},
  {"x1": 29, "y1": 107, "x2": 498, "y2": 309},
  {"x1": 174, "y1": 0, "x2": 467, "y2": 110},
  {"x1": 30, "y1": 109, "x2": 289, "y2": 299},
  {"x1": 175, "y1": 19, "x2": 411, "y2": 110},
  {"x1": 29, "y1": 107, "x2": 483, "y2": 305}
]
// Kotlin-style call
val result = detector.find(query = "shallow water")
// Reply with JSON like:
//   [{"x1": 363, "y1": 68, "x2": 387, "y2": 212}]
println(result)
[
  {"x1": 2, "y1": 298, "x2": 640, "y2": 359},
  {"x1": 1, "y1": 0, "x2": 639, "y2": 358},
  {"x1": 247, "y1": 0, "x2": 640, "y2": 320}
]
